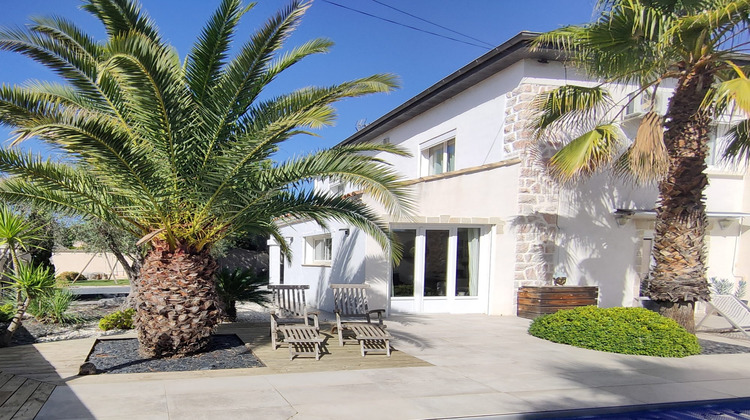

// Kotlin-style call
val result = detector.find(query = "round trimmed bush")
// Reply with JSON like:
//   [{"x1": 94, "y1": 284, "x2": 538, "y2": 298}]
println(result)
[
  {"x1": 99, "y1": 308, "x2": 135, "y2": 331},
  {"x1": 528, "y1": 306, "x2": 700, "y2": 357}
]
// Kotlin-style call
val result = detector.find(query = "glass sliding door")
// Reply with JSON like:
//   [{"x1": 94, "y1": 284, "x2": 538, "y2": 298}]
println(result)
[
  {"x1": 392, "y1": 229, "x2": 416, "y2": 297},
  {"x1": 390, "y1": 225, "x2": 486, "y2": 313},
  {"x1": 423, "y1": 230, "x2": 449, "y2": 297}
]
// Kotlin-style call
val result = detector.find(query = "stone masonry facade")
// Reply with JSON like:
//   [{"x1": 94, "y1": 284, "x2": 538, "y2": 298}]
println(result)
[{"x1": 504, "y1": 83, "x2": 561, "y2": 310}]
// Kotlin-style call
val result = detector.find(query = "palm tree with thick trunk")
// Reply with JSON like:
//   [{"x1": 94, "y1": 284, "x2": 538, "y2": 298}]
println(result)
[
  {"x1": 0, "y1": 0, "x2": 412, "y2": 357},
  {"x1": 529, "y1": 0, "x2": 750, "y2": 332}
]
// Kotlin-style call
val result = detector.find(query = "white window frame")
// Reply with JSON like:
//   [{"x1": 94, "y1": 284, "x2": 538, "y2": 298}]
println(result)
[
  {"x1": 304, "y1": 234, "x2": 332, "y2": 266},
  {"x1": 420, "y1": 130, "x2": 456, "y2": 177}
]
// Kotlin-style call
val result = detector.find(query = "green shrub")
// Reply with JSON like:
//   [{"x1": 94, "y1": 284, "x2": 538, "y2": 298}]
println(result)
[
  {"x1": 27, "y1": 288, "x2": 80, "y2": 324},
  {"x1": 0, "y1": 303, "x2": 15, "y2": 322},
  {"x1": 55, "y1": 271, "x2": 86, "y2": 284},
  {"x1": 98, "y1": 308, "x2": 135, "y2": 331},
  {"x1": 528, "y1": 306, "x2": 701, "y2": 357}
]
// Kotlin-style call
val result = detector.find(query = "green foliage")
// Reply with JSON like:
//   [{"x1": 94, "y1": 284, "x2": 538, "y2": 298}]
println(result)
[
  {"x1": 27, "y1": 288, "x2": 79, "y2": 324},
  {"x1": 0, "y1": 303, "x2": 14, "y2": 322},
  {"x1": 710, "y1": 277, "x2": 735, "y2": 295},
  {"x1": 528, "y1": 306, "x2": 701, "y2": 357},
  {"x1": 709, "y1": 277, "x2": 747, "y2": 299},
  {"x1": 4, "y1": 262, "x2": 55, "y2": 301},
  {"x1": 98, "y1": 308, "x2": 135, "y2": 331},
  {"x1": 55, "y1": 271, "x2": 86, "y2": 284},
  {"x1": 215, "y1": 268, "x2": 270, "y2": 307},
  {"x1": 0, "y1": 0, "x2": 412, "y2": 261}
]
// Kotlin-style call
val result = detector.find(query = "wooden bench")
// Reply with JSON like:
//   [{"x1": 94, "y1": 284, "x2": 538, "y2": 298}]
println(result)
[
  {"x1": 346, "y1": 323, "x2": 392, "y2": 357},
  {"x1": 278, "y1": 325, "x2": 324, "y2": 360}
]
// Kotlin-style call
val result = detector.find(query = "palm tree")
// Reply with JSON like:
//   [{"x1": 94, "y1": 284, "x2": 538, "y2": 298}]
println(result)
[
  {"x1": 528, "y1": 0, "x2": 750, "y2": 332},
  {"x1": 0, "y1": 0, "x2": 412, "y2": 357}
]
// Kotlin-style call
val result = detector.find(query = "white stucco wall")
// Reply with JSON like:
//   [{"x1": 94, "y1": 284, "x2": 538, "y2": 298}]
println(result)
[{"x1": 51, "y1": 251, "x2": 133, "y2": 279}]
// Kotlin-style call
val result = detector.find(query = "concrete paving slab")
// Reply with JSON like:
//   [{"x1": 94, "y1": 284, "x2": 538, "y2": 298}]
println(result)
[{"x1": 8, "y1": 313, "x2": 750, "y2": 419}]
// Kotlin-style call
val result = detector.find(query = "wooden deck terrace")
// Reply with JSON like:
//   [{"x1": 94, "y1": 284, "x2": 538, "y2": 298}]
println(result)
[{"x1": 0, "y1": 372, "x2": 55, "y2": 420}]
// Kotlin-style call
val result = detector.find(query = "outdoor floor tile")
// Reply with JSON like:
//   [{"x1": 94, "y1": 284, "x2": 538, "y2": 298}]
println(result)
[
  {"x1": 264, "y1": 369, "x2": 373, "y2": 388},
  {"x1": 509, "y1": 387, "x2": 644, "y2": 412},
  {"x1": 410, "y1": 392, "x2": 531, "y2": 418},
  {"x1": 34, "y1": 387, "x2": 96, "y2": 420},
  {"x1": 483, "y1": 372, "x2": 584, "y2": 393},
  {"x1": 162, "y1": 375, "x2": 272, "y2": 394},
  {"x1": 292, "y1": 398, "x2": 428, "y2": 420},
  {"x1": 275, "y1": 382, "x2": 398, "y2": 405},
  {"x1": 596, "y1": 382, "x2": 738, "y2": 405},
  {"x1": 166, "y1": 388, "x2": 290, "y2": 415},
  {"x1": 686, "y1": 378, "x2": 750, "y2": 397},
  {"x1": 165, "y1": 405, "x2": 297, "y2": 420}
]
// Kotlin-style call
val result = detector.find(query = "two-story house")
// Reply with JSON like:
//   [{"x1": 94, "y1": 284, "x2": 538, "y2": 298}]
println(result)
[{"x1": 268, "y1": 32, "x2": 750, "y2": 316}]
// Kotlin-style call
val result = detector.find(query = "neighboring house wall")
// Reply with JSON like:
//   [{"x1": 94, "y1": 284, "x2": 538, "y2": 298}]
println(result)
[{"x1": 51, "y1": 251, "x2": 133, "y2": 279}]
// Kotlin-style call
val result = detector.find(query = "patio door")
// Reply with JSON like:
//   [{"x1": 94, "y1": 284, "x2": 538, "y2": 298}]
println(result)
[{"x1": 391, "y1": 226, "x2": 484, "y2": 313}]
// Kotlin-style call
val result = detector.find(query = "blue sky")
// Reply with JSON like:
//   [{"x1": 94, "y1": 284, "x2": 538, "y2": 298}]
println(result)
[{"x1": 0, "y1": 0, "x2": 596, "y2": 160}]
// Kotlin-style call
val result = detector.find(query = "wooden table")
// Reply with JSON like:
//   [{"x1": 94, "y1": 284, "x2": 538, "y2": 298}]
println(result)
[
  {"x1": 346, "y1": 324, "x2": 392, "y2": 357},
  {"x1": 278, "y1": 325, "x2": 324, "y2": 360}
]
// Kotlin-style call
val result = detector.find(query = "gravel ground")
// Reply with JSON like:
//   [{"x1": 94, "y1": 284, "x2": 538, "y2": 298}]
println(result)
[{"x1": 85, "y1": 334, "x2": 264, "y2": 374}]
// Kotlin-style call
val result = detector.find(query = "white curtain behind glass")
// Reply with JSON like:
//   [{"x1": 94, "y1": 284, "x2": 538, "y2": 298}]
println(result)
[{"x1": 468, "y1": 228, "x2": 480, "y2": 296}]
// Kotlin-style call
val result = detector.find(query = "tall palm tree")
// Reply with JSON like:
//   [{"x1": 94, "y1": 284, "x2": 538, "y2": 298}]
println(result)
[
  {"x1": 528, "y1": 0, "x2": 750, "y2": 332},
  {"x1": 0, "y1": 0, "x2": 412, "y2": 357}
]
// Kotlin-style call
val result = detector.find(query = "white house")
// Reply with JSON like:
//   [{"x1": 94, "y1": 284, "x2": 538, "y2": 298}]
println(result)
[{"x1": 269, "y1": 32, "x2": 750, "y2": 316}]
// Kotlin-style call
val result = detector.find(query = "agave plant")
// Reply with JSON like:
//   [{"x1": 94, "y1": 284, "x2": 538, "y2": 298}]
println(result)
[
  {"x1": 1, "y1": 262, "x2": 55, "y2": 345},
  {"x1": 529, "y1": 0, "x2": 750, "y2": 332},
  {"x1": 0, "y1": 0, "x2": 412, "y2": 356}
]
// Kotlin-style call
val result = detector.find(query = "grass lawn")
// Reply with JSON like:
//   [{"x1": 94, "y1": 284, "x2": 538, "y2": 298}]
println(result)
[{"x1": 63, "y1": 279, "x2": 131, "y2": 287}]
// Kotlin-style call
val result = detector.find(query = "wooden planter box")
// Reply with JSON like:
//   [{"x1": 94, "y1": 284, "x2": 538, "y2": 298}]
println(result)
[{"x1": 517, "y1": 286, "x2": 599, "y2": 319}]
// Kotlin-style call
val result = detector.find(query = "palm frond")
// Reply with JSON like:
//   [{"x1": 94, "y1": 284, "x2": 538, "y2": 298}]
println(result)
[
  {"x1": 714, "y1": 61, "x2": 750, "y2": 117},
  {"x1": 722, "y1": 119, "x2": 750, "y2": 163},
  {"x1": 615, "y1": 111, "x2": 669, "y2": 184},
  {"x1": 529, "y1": 85, "x2": 614, "y2": 138},
  {"x1": 185, "y1": 0, "x2": 250, "y2": 104},
  {"x1": 81, "y1": 0, "x2": 161, "y2": 43},
  {"x1": 547, "y1": 124, "x2": 625, "y2": 184}
]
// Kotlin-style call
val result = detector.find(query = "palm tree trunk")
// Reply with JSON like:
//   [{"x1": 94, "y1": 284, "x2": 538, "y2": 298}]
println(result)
[
  {"x1": 0, "y1": 296, "x2": 30, "y2": 347},
  {"x1": 648, "y1": 66, "x2": 713, "y2": 333},
  {"x1": 134, "y1": 240, "x2": 222, "y2": 358}
]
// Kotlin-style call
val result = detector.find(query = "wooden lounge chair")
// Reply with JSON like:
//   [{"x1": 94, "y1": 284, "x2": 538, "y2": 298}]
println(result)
[
  {"x1": 697, "y1": 294, "x2": 750, "y2": 339},
  {"x1": 268, "y1": 284, "x2": 320, "y2": 350},
  {"x1": 330, "y1": 283, "x2": 392, "y2": 356}
]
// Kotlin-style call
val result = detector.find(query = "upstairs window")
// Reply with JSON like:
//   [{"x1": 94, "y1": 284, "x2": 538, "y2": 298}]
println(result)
[{"x1": 421, "y1": 131, "x2": 456, "y2": 176}]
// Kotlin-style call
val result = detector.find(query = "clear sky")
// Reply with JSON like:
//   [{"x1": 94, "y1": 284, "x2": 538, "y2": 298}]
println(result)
[{"x1": 0, "y1": 0, "x2": 597, "y2": 161}]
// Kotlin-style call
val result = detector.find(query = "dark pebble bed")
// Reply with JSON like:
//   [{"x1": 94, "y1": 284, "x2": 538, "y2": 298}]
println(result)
[{"x1": 85, "y1": 334, "x2": 264, "y2": 374}]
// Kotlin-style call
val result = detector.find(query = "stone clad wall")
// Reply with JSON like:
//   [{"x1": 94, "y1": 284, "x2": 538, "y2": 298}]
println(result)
[{"x1": 504, "y1": 83, "x2": 561, "y2": 312}]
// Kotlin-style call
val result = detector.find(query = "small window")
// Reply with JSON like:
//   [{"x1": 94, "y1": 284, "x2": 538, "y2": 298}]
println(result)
[
  {"x1": 305, "y1": 235, "x2": 332, "y2": 264},
  {"x1": 707, "y1": 124, "x2": 729, "y2": 167},
  {"x1": 330, "y1": 181, "x2": 345, "y2": 196},
  {"x1": 423, "y1": 138, "x2": 455, "y2": 176}
]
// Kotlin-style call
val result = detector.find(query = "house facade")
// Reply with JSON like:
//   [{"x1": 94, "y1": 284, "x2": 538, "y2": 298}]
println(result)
[{"x1": 269, "y1": 32, "x2": 750, "y2": 316}]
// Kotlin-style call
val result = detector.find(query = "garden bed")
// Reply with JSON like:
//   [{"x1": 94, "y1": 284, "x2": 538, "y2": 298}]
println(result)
[{"x1": 83, "y1": 334, "x2": 264, "y2": 374}]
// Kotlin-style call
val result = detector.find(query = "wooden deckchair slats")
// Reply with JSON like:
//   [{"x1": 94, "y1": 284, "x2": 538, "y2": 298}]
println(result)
[{"x1": 269, "y1": 284, "x2": 319, "y2": 349}]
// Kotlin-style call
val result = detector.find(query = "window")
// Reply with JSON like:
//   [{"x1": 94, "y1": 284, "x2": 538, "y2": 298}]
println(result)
[
  {"x1": 305, "y1": 235, "x2": 332, "y2": 265},
  {"x1": 421, "y1": 131, "x2": 456, "y2": 176},
  {"x1": 707, "y1": 124, "x2": 730, "y2": 167}
]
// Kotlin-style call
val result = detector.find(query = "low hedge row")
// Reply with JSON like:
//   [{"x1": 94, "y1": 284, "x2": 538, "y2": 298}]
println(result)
[{"x1": 528, "y1": 306, "x2": 701, "y2": 357}]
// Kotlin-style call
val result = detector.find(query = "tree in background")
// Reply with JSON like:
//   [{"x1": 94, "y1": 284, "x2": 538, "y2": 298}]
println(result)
[
  {"x1": 529, "y1": 0, "x2": 750, "y2": 331},
  {"x1": 0, "y1": 0, "x2": 411, "y2": 357}
]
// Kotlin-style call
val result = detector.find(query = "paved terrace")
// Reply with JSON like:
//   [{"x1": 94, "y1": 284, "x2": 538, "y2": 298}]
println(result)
[{"x1": 2, "y1": 314, "x2": 750, "y2": 419}]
